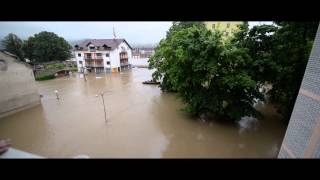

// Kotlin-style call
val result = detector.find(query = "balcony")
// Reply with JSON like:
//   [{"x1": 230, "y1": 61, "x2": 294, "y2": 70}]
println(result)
[
  {"x1": 85, "y1": 64, "x2": 104, "y2": 68},
  {"x1": 84, "y1": 56, "x2": 103, "y2": 60},
  {"x1": 120, "y1": 62, "x2": 129, "y2": 66}
]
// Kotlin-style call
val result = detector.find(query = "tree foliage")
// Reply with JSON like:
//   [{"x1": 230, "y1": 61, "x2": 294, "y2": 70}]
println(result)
[
  {"x1": 149, "y1": 21, "x2": 319, "y2": 123},
  {"x1": 23, "y1": 31, "x2": 72, "y2": 63},
  {"x1": 1, "y1": 33, "x2": 24, "y2": 61},
  {"x1": 149, "y1": 22, "x2": 263, "y2": 120},
  {"x1": 232, "y1": 21, "x2": 319, "y2": 122}
]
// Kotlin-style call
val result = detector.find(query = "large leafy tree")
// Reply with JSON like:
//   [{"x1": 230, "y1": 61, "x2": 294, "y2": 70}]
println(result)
[
  {"x1": 23, "y1": 31, "x2": 72, "y2": 63},
  {"x1": 1, "y1": 33, "x2": 24, "y2": 61},
  {"x1": 232, "y1": 22, "x2": 319, "y2": 122},
  {"x1": 149, "y1": 22, "x2": 263, "y2": 120},
  {"x1": 268, "y1": 22, "x2": 318, "y2": 121}
]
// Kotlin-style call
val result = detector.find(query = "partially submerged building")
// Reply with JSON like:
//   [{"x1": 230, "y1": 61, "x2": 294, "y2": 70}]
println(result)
[
  {"x1": 0, "y1": 50, "x2": 40, "y2": 118},
  {"x1": 132, "y1": 44, "x2": 155, "y2": 59},
  {"x1": 73, "y1": 39, "x2": 133, "y2": 73}
]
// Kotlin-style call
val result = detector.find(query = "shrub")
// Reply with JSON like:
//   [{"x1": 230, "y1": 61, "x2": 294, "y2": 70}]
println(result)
[{"x1": 35, "y1": 74, "x2": 55, "y2": 81}]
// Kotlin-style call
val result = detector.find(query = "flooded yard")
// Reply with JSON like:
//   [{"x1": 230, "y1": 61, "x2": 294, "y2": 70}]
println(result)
[{"x1": 0, "y1": 68, "x2": 287, "y2": 158}]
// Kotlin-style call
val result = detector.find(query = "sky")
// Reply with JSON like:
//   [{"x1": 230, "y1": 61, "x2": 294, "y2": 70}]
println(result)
[{"x1": 0, "y1": 21, "x2": 273, "y2": 45}]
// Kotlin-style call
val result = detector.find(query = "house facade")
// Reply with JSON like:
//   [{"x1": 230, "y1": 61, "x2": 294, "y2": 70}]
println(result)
[
  {"x1": 73, "y1": 39, "x2": 132, "y2": 73},
  {"x1": 204, "y1": 21, "x2": 243, "y2": 39}
]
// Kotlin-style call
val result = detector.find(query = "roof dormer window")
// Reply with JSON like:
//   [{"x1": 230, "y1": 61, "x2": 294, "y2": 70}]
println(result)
[{"x1": 89, "y1": 44, "x2": 95, "y2": 51}]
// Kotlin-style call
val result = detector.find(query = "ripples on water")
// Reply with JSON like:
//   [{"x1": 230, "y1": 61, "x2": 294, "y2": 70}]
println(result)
[{"x1": 0, "y1": 68, "x2": 286, "y2": 158}]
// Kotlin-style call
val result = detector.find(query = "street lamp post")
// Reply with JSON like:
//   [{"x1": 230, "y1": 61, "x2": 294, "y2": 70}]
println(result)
[
  {"x1": 96, "y1": 91, "x2": 111, "y2": 123},
  {"x1": 54, "y1": 90, "x2": 59, "y2": 100},
  {"x1": 100, "y1": 93, "x2": 107, "y2": 123}
]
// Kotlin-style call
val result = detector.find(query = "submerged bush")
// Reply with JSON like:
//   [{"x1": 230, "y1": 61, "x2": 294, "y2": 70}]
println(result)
[{"x1": 35, "y1": 74, "x2": 55, "y2": 81}]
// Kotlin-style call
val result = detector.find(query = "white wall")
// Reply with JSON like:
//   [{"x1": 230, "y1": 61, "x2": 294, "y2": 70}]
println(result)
[
  {"x1": 102, "y1": 52, "x2": 111, "y2": 69},
  {"x1": 74, "y1": 51, "x2": 84, "y2": 72},
  {"x1": 109, "y1": 50, "x2": 120, "y2": 68}
]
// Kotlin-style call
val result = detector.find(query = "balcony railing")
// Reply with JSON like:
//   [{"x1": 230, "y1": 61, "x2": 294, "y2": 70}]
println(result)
[
  {"x1": 85, "y1": 64, "x2": 104, "y2": 68},
  {"x1": 84, "y1": 56, "x2": 103, "y2": 60},
  {"x1": 120, "y1": 62, "x2": 129, "y2": 66}
]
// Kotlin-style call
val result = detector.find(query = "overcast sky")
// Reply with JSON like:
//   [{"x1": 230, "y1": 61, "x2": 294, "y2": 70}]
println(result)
[{"x1": 0, "y1": 21, "x2": 273, "y2": 45}]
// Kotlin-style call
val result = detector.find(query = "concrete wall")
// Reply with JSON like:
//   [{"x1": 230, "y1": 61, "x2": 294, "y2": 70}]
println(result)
[
  {"x1": 0, "y1": 52, "x2": 40, "y2": 119},
  {"x1": 278, "y1": 24, "x2": 320, "y2": 158}
]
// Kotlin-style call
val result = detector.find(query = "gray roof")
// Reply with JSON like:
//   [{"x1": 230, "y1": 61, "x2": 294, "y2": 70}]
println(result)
[
  {"x1": 74, "y1": 39, "x2": 132, "y2": 51},
  {"x1": 0, "y1": 50, "x2": 18, "y2": 59}
]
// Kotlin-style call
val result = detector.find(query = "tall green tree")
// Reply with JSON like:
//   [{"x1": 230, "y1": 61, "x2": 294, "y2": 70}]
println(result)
[
  {"x1": 1, "y1": 33, "x2": 24, "y2": 61},
  {"x1": 23, "y1": 31, "x2": 72, "y2": 63},
  {"x1": 149, "y1": 22, "x2": 263, "y2": 120},
  {"x1": 232, "y1": 22, "x2": 319, "y2": 122},
  {"x1": 269, "y1": 22, "x2": 318, "y2": 121}
]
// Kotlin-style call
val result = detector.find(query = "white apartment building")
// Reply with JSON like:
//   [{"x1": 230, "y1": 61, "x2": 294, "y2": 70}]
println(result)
[{"x1": 73, "y1": 39, "x2": 132, "y2": 73}]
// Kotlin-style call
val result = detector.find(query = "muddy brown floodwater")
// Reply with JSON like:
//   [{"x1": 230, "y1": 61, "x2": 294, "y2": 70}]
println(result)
[{"x1": 0, "y1": 68, "x2": 287, "y2": 158}]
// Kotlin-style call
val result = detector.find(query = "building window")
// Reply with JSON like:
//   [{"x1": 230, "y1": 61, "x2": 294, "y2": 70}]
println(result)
[
  {"x1": 212, "y1": 24, "x2": 215, "y2": 29},
  {"x1": 96, "y1": 53, "x2": 102, "y2": 56},
  {"x1": 79, "y1": 61, "x2": 82, "y2": 64},
  {"x1": 227, "y1": 23, "x2": 230, "y2": 28},
  {"x1": 105, "y1": 53, "x2": 110, "y2": 57},
  {"x1": 78, "y1": 53, "x2": 81, "y2": 57},
  {"x1": 106, "y1": 61, "x2": 110, "y2": 65}
]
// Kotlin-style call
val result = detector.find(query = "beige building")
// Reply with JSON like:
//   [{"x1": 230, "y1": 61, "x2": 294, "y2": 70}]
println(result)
[
  {"x1": 0, "y1": 50, "x2": 40, "y2": 118},
  {"x1": 204, "y1": 21, "x2": 243, "y2": 38}
]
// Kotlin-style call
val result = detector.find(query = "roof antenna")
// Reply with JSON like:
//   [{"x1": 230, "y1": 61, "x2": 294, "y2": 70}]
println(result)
[{"x1": 113, "y1": 26, "x2": 117, "y2": 40}]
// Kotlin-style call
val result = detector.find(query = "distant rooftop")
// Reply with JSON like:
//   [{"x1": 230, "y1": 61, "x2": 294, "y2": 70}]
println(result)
[{"x1": 74, "y1": 39, "x2": 132, "y2": 51}]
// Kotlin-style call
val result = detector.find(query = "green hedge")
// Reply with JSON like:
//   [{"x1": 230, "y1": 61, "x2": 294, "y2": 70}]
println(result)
[
  {"x1": 70, "y1": 67, "x2": 78, "y2": 72},
  {"x1": 46, "y1": 63, "x2": 65, "y2": 70},
  {"x1": 35, "y1": 74, "x2": 55, "y2": 81}
]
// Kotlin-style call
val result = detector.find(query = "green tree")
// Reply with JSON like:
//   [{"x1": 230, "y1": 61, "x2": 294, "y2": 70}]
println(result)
[
  {"x1": 269, "y1": 22, "x2": 318, "y2": 121},
  {"x1": 1, "y1": 33, "x2": 24, "y2": 61},
  {"x1": 232, "y1": 22, "x2": 319, "y2": 122},
  {"x1": 23, "y1": 31, "x2": 72, "y2": 63},
  {"x1": 149, "y1": 22, "x2": 263, "y2": 120}
]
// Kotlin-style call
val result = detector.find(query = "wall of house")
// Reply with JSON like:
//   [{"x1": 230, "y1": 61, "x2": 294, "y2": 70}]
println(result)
[
  {"x1": 110, "y1": 50, "x2": 120, "y2": 69},
  {"x1": 74, "y1": 51, "x2": 84, "y2": 72},
  {"x1": 0, "y1": 52, "x2": 40, "y2": 119},
  {"x1": 117, "y1": 41, "x2": 132, "y2": 65},
  {"x1": 102, "y1": 52, "x2": 111, "y2": 70}
]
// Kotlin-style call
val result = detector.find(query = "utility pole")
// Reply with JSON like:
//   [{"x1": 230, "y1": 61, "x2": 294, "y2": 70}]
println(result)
[
  {"x1": 100, "y1": 93, "x2": 107, "y2": 123},
  {"x1": 96, "y1": 91, "x2": 111, "y2": 123}
]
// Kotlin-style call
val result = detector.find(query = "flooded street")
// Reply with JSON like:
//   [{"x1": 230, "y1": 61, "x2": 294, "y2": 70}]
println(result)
[{"x1": 0, "y1": 68, "x2": 287, "y2": 158}]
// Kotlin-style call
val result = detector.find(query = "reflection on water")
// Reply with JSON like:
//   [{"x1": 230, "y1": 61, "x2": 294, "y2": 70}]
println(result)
[{"x1": 0, "y1": 68, "x2": 287, "y2": 158}]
